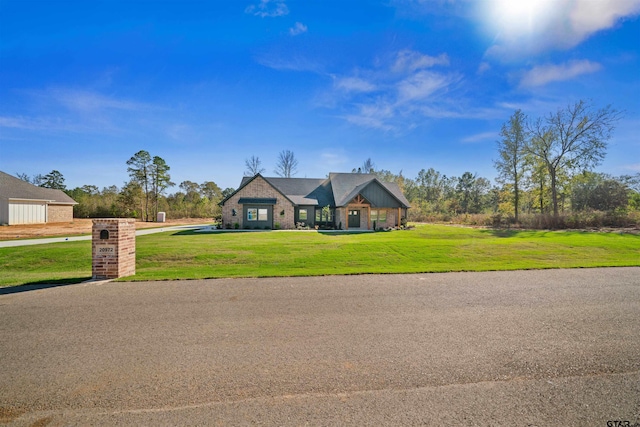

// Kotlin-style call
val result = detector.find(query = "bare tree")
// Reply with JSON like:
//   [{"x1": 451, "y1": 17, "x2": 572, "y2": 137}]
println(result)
[
  {"x1": 245, "y1": 155, "x2": 265, "y2": 176},
  {"x1": 525, "y1": 100, "x2": 622, "y2": 217},
  {"x1": 274, "y1": 150, "x2": 298, "y2": 178},
  {"x1": 494, "y1": 109, "x2": 527, "y2": 222},
  {"x1": 16, "y1": 172, "x2": 44, "y2": 185}
]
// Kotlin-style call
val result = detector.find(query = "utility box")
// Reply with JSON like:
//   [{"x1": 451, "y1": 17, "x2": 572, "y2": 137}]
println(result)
[
  {"x1": 92, "y1": 218, "x2": 136, "y2": 279},
  {"x1": 157, "y1": 212, "x2": 166, "y2": 222}
]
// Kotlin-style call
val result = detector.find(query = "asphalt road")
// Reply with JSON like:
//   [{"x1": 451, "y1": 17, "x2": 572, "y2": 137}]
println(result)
[{"x1": 1, "y1": 268, "x2": 639, "y2": 426}]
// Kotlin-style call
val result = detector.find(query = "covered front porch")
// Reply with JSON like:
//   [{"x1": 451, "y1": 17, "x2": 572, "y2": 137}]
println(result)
[{"x1": 336, "y1": 195, "x2": 404, "y2": 230}]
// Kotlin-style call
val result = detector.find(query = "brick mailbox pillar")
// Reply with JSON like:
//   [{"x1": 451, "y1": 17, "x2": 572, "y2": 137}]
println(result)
[{"x1": 92, "y1": 219, "x2": 136, "y2": 279}]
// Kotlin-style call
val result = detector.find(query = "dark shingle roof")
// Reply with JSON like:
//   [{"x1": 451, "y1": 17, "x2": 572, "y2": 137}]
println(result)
[
  {"x1": 226, "y1": 172, "x2": 409, "y2": 209},
  {"x1": 329, "y1": 173, "x2": 410, "y2": 207},
  {"x1": 237, "y1": 197, "x2": 277, "y2": 205},
  {"x1": 0, "y1": 171, "x2": 77, "y2": 204}
]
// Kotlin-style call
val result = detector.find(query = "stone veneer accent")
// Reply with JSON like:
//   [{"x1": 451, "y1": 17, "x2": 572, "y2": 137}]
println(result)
[
  {"x1": 92, "y1": 218, "x2": 136, "y2": 279},
  {"x1": 222, "y1": 176, "x2": 296, "y2": 229},
  {"x1": 47, "y1": 204, "x2": 74, "y2": 223}
]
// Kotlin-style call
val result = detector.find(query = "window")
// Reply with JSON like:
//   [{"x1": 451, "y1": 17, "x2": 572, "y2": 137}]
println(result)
[
  {"x1": 371, "y1": 210, "x2": 387, "y2": 222},
  {"x1": 315, "y1": 208, "x2": 333, "y2": 222},
  {"x1": 248, "y1": 208, "x2": 268, "y2": 221},
  {"x1": 299, "y1": 209, "x2": 307, "y2": 220}
]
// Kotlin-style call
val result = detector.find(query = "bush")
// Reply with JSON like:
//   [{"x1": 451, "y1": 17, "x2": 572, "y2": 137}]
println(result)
[
  {"x1": 274, "y1": 222, "x2": 281, "y2": 230},
  {"x1": 408, "y1": 211, "x2": 639, "y2": 230}
]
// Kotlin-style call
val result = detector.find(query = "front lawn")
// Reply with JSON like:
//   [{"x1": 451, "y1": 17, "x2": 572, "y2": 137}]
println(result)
[{"x1": 1, "y1": 224, "x2": 638, "y2": 287}]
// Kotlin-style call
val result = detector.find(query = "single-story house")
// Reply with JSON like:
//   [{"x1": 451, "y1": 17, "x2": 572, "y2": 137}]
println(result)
[
  {"x1": 0, "y1": 171, "x2": 77, "y2": 225},
  {"x1": 220, "y1": 172, "x2": 410, "y2": 230}
]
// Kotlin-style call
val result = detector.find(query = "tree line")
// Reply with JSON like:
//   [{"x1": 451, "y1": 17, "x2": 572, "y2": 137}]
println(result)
[
  {"x1": 18, "y1": 100, "x2": 639, "y2": 228},
  {"x1": 19, "y1": 150, "x2": 233, "y2": 221}
]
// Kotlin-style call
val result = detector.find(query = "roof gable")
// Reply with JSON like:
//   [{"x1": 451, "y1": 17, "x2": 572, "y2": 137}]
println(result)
[
  {"x1": 0, "y1": 171, "x2": 77, "y2": 204},
  {"x1": 219, "y1": 173, "x2": 292, "y2": 206},
  {"x1": 329, "y1": 173, "x2": 410, "y2": 208},
  {"x1": 222, "y1": 172, "x2": 409, "y2": 209}
]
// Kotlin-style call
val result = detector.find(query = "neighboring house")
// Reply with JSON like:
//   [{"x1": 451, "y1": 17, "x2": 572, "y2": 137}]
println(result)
[
  {"x1": 220, "y1": 172, "x2": 410, "y2": 230},
  {"x1": 0, "y1": 171, "x2": 77, "y2": 225}
]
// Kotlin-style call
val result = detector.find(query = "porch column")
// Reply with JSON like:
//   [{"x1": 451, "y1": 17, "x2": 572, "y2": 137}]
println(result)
[
  {"x1": 398, "y1": 207, "x2": 401, "y2": 227},
  {"x1": 367, "y1": 206, "x2": 371, "y2": 230},
  {"x1": 344, "y1": 207, "x2": 348, "y2": 230}
]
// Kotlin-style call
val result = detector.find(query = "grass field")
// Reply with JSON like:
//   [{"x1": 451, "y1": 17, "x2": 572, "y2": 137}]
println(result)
[{"x1": 1, "y1": 224, "x2": 638, "y2": 288}]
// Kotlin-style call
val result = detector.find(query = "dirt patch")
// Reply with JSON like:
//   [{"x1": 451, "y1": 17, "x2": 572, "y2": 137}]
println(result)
[
  {"x1": 0, "y1": 218, "x2": 214, "y2": 240},
  {"x1": 0, "y1": 406, "x2": 26, "y2": 423}
]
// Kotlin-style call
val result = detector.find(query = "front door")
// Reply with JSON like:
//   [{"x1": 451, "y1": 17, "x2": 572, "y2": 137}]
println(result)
[{"x1": 348, "y1": 210, "x2": 360, "y2": 228}]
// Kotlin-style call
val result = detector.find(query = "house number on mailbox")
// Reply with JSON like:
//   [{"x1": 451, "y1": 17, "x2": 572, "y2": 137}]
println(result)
[{"x1": 98, "y1": 245, "x2": 116, "y2": 254}]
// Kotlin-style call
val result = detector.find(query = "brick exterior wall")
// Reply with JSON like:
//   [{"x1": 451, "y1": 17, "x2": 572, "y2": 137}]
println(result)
[
  {"x1": 47, "y1": 204, "x2": 74, "y2": 223},
  {"x1": 222, "y1": 176, "x2": 295, "y2": 229},
  {"x1": 341, "y1": 207, "x2": 400, "y2": 230},
  {"x1": 371, "y1": 208, "x2": 397, "y2": 229},
  {"x1": 92, "y1": 218, "x2": 136, "y2": 279}
]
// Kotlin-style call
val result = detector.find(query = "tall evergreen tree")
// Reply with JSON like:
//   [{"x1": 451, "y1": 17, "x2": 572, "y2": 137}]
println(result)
[
  {"x1": 41, "y1": 170, "x2": 66, "y2": 190},
  {"x1": 151, "y1": 156, "x2": 173, "y2": 220},
  {"x1": 126, "y1": 150, "x2": 152, "y2": 221}
]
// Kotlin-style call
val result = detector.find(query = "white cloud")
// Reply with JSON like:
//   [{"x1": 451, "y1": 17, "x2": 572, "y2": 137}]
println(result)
[
  {"x1": 397, "y1": 71, "x2": 455, "y2": 102},
  {"x1": 264, "y1": 46, "x2": 462, "y2": 131},
  {"x1": 245, "y1": 0, "x2": 289, "y2": 18},
  {"x1": 320, "y1": 150, "x2": 349, "y2": 167},
  {"x1": 0, "y1": 115, "x2": 106, "y2": 133},
  {"x1": 461, "y1": 131, "x2": 497, "y2": 144},
  {"x1": 334, "y1": 77, "x2": 377, "y2": 93},
  {"x1": 328, "y1": 48, "x2": 461, "y2": 129},
  {"x1": 49, "y1": 88, "x2": 148, "y2": 112},
  {"x1": 569, "y1": 0, "x2": 640, "y2": 44},
  {"x1": 256, "y1": 55, "x2": 322, "y2": 72},
  {"x1": 477, "y1": 62, "x2": 491, "y2": 74},
  {"x1": 485, "y1": 0, "x2": 640, "y2": 59},
  {"x1": 392, "y1": 49, "x2": 449, "y2": 73},
  {"x1": 344, "y1": 101, "x2": 395, "y2": 131},
  {"x1": 289, "y1": 22, "x2": 307, "y2": 36},
  {"x1": 520, "y1": 60, "x2": 602, "y2": 87}
]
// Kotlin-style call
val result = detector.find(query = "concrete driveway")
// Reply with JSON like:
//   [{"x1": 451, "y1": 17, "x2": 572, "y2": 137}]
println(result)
[
  {"x1": 0, "y1": 224, "x2": 210, "y2": 248},
  {"x1": 1, "y1": 268, "x2": 638, "y2": 425}
]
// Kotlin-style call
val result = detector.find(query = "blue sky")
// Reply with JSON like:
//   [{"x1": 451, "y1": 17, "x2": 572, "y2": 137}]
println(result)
[{"x1": 1, "y1": 0, "x2": 639, "y2": 191}]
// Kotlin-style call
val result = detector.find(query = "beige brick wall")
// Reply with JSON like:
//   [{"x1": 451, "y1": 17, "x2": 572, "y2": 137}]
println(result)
[
  {"x1": 92, "y1": 218, "x2": 136, "y2": 279},
  {"x1": 47, "y1": 204, "x2": 74, "y2": 223},
  {"x1": 222, "y1": 176, "x2": 295, "y2": 229},
  {"x1": 342, "y1": 207, "x2": 400, "y2": 230},
  {"x1": 372, "y1": 208, "x2": 397, "y2": 229}
]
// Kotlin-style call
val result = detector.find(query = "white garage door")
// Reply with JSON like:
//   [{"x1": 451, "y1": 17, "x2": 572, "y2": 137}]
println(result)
[{"x1": 9, "y1": 202, "x2": 47, "y2": 224}]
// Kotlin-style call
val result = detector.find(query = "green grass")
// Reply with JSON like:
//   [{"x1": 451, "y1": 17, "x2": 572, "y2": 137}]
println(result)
[{"x1": 1, "y1": 224, "x2": 638, "y2": 287}]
